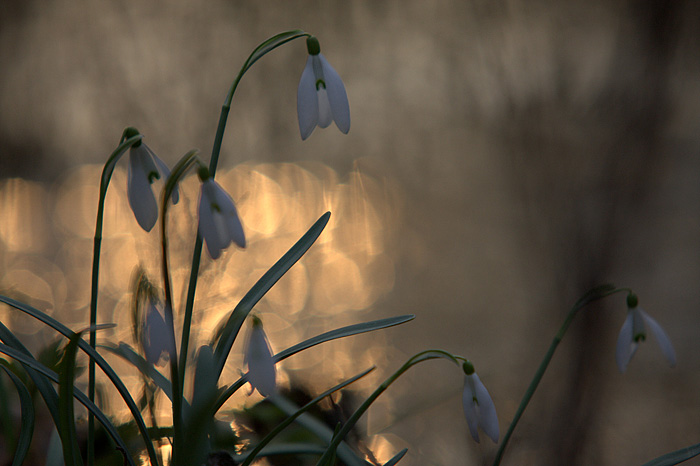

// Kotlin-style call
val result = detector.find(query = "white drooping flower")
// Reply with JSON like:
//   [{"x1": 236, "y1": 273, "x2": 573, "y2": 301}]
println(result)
[
  {"x1": 297, "y1": 36, "x2": 350, "y2": 140},
  {"x1": 142, "y1": 299, "x2": 176, "y2": 366},
  {"x1": 462, "y1": 362, "x2": 499, "y2": 444},
  {"x1": 126, "y1": 129, "x2": 179, "y2": 232},
  {"x1": 197, "y1": 168, "x2": 245, "y2": 260},
  {"x1": 616, "y1": 294, "x2": 676, "y2": 373},
  {"x1": 244, "y1": 316, "x2": 276, "y2": 397}
]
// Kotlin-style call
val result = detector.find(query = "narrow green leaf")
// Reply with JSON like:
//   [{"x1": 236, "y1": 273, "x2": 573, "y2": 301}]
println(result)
[
  {"x1": 0, "y1": 364, "x2": 34, "y2": 466},
  {"x1": 0, "y1": 321, "x2": 61, "y2": 427},
  {"x1": 0, "y1": 296, "x2": 158, "y2": 466},
  {"x1": 58, "y1": 331, "x2": 85, "y2": 466},
  {"x1": 240, "y1": 367, "x2": 375, "y2": 466},
  {"x1": 213, "y1": 212, "x2": 330, "y2": 376},
  {"x1": 383, "y1": 448, "x2": 408, "y2": 466},
  {"x1": 99, "y1": 343, "x2": 173, "y2": 401},
  {"x1": 235, "y1": 443, "x2": 326, "y2": 461},
  {"x1": 0, "y1": 343, "x2": 137, "y2": 466},
  {"x1": 274, "y1": 315, "x2": 415, "y2": 363},
  {"x1": 215, "y1": 315, "x2": 414, "y2": 412},
  {"x1": 271, "y1": 396, "x2": 370, "y2": 466},
  {"x1": 641, "y1": 443, "x2": 700, "y2": 466}
]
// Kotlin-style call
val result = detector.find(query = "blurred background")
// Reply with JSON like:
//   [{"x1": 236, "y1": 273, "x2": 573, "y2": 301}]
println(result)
[{"x1": 1, "y1": 0, "x2": 700, "y2": 465}]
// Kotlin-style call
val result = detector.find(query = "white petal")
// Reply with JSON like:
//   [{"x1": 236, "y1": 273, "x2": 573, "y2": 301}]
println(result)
[
  {"x1": 245, "y1": 324, "x2": 276, "y2": 397},
  {"x1": 211, "y1": 180, "x2": 246, "y2": 248},
  {"x1": 143, "y1": 303, "x2": 174, "y2": 365},
  {"x1": 615, "y1": 311, "x2": 636, "y2": 373},
  {"x1": 316, "y1": 88, "x2": 333, "y2": 128},
  {"x1": 319, "y1": 54, "x2": 350, "y2": 134},
  {"x1": 198, "y1": 181, "x2": 226, "y2": 259},
  {"x1": 641, "y1": 310, "x2": 677, "y2": 367},
  {"x1": 472, "y1": 373, "x2": 499, "y2": 443},
  {"x1": 462, "y1": 375, "x2": 480, "y2": 443},
  {"x1": 297, "y1": 56, "x2": 319, "y2": 140},
  {"x1": 127, "y1": 148, "x2": 158, "y2": 232},
  {"x1": 149, "y1": 148, "x2": 179, "y2": 205}
]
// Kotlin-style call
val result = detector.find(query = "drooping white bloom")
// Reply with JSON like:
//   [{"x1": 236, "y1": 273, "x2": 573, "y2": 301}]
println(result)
[
  {"x1": 142, "y1": 299, "x2": 176, "y2": 366},
  {"x1": 616, "y1": 304, "x2": 676, "y2": 373},
  {"x1": 127, "y1": 139, "x2": 179, "y2": 232},
  {"x1": 462, "y1": 364, "x2": 499, "y2": 443},
  {"x1": 297, "y1": 36, "x2": 350, "y2": 140},
  {"x1": 244, "y1": 316, "x2": 276, "y2": 397},
  {"x1": 197, "y1": 177, "x2": 245, "y2": 260}
]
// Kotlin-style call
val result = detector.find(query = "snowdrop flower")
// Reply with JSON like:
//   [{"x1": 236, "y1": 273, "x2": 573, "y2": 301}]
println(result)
[
  {"x1": 125, "y1": 127, "x2": 179, "y2": 232},
  {"x1": 462, "y1": 361, "x2": 499, "y2": 444},
  {"x1": 244, "y1": 316, "x2": 276, "y2": 397},
  {"x1": 142, "y1": 299, "x2": 176, "y2": 366},
  {"x1": 197, "y1": 166, "x2": 245, "y2": 260},
  {"x1": 616, "y1": 293, "x2": 676, "y2": 373},
  {"x1": 297, "y1": 36, "x2": 350, "y2": 140}
]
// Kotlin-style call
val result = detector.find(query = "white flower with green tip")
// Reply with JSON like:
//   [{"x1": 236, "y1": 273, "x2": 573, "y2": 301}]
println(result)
[
  {"x1": 616, "y1": 294, "x2": 676, "y2": 373},
  {"x1": 142, "y1": 299, "x2": 176, "y2": 366},
  {"x1": 244, "y1": 316, "x2": 276, "y2": 397},
  {"x1": 126, "y1": 128, "x2": 179, "y2": 232},
  {"x1": 297, "y1": 36, "x2": 350, "y2": 140},
  {"x1": 197, "y1": 167, "x2": 245, "y2": 260},
  {"x1": 462, "y1": 362, "x2": 499, "y2": 444}
]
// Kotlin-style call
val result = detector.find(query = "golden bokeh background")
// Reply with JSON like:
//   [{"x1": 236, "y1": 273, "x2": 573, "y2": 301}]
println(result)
[{"x1": 2, "y1": 1, "x2": 700, "y2": 465}]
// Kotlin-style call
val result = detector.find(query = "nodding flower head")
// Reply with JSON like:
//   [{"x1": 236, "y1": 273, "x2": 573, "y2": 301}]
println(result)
[
  {"x1": 125, "y1": 128, "x2": 179, "y2": 232},
  {"x1": 615, "y1": 293, "x2": 676, "y2": 373},
  {"x1": 197, "y1": 166, "x2": 245, "y2": 260},
  {"x1": 461, "y1": 361, "x2": 499, "y2": 444},
  {"x1": 297, "y1": 36, "x2": 350, "y2": 140},
  {"x1": 244, "y1": 316, "x2": 276, "y2": 397},
  {"x1": 142, "y1": 299, "x2": 176, "y2": 366}
]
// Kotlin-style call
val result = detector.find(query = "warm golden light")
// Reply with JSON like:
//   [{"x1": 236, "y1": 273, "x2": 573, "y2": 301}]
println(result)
[{"x1": 0, "y1": 159, "x2": 402, "y2": 427}]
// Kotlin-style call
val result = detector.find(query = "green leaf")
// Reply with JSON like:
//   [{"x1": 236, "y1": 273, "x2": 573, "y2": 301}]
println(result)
[
  {"x1": 641, "y1": 443, "x2": 700, "y2": 466},
  {"x1": 212, "y1": 212, "x2": 330, "y2": 376},
  {"x1": 240, "y1": 367, "x2": 375, "y2": 466},
  {"x1": 383, "y1": 448, "x2": 408, "y2": 466},
  {"x1": 214, "y1": 315, "x2": 414, "y2": 412},
  {"x1": 0, "y1": 343, "x2": 137, "y2": 466},
  {"x1": 271, "y1": 396, "x2": 370, "y2": 466},
  {"x1": 0, "y1": 296, "x2": 158, "y2": 466},
  {"x1": 0, "y1": 363, "x2": 34, "y2": 466},
  {"x1": 58, "y1": 330, "x2": 85, "y2": 466},
  {"x1": 274, "y1": 315, "x2": 415, "y2": 363},
  {"x1": 0, "y1": 321, "x2": 61, "y2": 433},
  {"x1": 99, "y1": 343, "x2": 173, "y2": 401}
]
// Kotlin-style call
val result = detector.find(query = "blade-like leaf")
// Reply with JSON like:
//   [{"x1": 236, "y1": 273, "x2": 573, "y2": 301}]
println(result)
[
  {"x1": 274, "y1": 315, "x2": 415, "y2": 363},
  {"x1": 99, "y1": 343, "x2": 173, "y2": 401},
  {"x1": 215, "y1": 315, "x2": 414, "y2": 411},
  {"x1": 0, "y1": 321, "x2": 61, "y2": 427},
  {"x1": 240, "y1": 367, "x2": 375, "y2": 466},
  {"x1": 271, "y1": 396, "x2": 370, "y2": 466},
  {"x1": 0, "y1": 296, "x2": 158, "y2": 466},
  {"x1": 0, "y1": 363, "x2": 34, "y2": 466},
  {"x1": 213, "y1": 212, "x2": 330, "y2": 376},
  {"x1": 641, "y1": 443, "x2": 700, "y2": 466},
  {"x1": 383, "y1": 448, "x2": 408, "y2": 466},
  {"x1": 58, "y1": 330, "x2": 85, "y2": 466},
  {"x1": 0, "y1": 343, "x2": 137, "y2": 466}
]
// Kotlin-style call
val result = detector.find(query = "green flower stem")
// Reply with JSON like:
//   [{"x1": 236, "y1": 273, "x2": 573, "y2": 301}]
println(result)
[
  {"x1": 158, "y1": 150, "x2": 198, "y2": 465},
  {"x1": 176, "y1": 29, "x2": 310, "y2": 406},
  {"x1": 491, "y1": 285, "x2": 630, "y2": 466},
  {"x1": 315, "y1": 350, "x2": 461, "y2": 466},
  {"x1": 88, "y1": 133, "x2": 143, "y2": 466}
]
